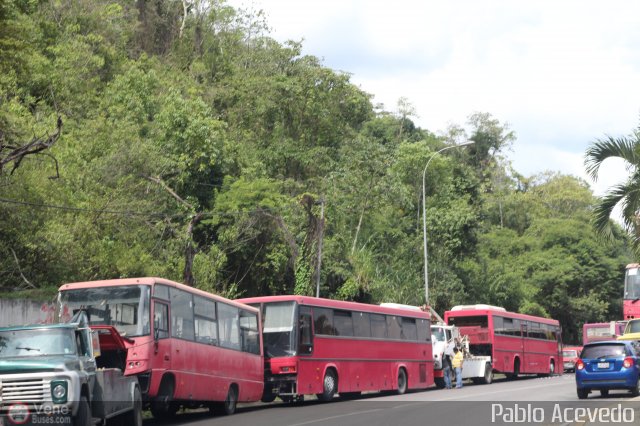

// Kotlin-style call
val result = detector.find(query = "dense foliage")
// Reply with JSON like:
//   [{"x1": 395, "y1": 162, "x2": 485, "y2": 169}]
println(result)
[{"x1": 0, "y1": 0, "x2": 633, "y2": 343}]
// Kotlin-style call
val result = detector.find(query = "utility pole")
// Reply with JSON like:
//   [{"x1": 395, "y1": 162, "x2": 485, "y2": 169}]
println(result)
[{"x1": 315, "y1": 197, "x2": 325, "y2": 298}]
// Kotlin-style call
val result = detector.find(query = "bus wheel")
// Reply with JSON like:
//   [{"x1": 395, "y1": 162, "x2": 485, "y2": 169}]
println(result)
[
  {"x1": 507, "y1": 359, "x2": 520, "y2": 380},
  {"x1": 434, "y1": 378, "x2": 445, "y2": 389},
  {"x1": 261, "y1": 387, "x2": 277, "y2": 403},
  {"x1": 317, "y1": 370, "x2": 337, "y2": 402},
  {"x1": 151, "y1": 378, "x2": 178, "y2": 420},
  {"x1": 482, "y1": 363, "x2": 493, "y2": 385},
  {"x1": 222, "y1": 386, "x2": 238, "y2": 415},
  {"x1": 396, "y1": 368, "x2": 408, "y2": 395}
]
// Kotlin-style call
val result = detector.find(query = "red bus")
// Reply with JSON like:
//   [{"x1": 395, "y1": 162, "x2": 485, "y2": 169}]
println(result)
[
  {"x1": 624, "y1": 263, "x2": 640, "y2": 319},
  {"x1": 57, "y1": 277, "x2": 263, "y2": 417},
  {"x1": 582, "y1": 321, "x2": 626, "y2": 344},
  {"x1": 236, "y1": 295, "x2": 433, "y2": 402},
  {"x1": 444, "y1": 305, "x2": 562, "y2": 377}
]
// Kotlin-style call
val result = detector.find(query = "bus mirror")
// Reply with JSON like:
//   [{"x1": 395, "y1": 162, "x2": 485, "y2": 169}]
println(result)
[{"x1": 154, "y1": 319, "x2": 159, "y2": 342}]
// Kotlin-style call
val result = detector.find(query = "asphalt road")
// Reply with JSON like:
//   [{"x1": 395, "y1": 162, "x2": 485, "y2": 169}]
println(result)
[{"x1": 146, "y1": 374, "x2": 640, "y2": 426}]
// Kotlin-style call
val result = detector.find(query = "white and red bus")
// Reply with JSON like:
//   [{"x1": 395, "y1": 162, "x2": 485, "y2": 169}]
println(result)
[
  {"x1": 624, "y1": 263, "x2": 640, "y2": 319},
  {"x1": 444, "y1": 305, "x2": 562, "y2": 377},
  {"x1": 57, "y1": 277, "x2": 263, "y2": 417},
  {"x1": 236, "y1": 295, "x2": 433, "y2": 402},
  {"x1": 582, "y1": 321, "x2": 626, "y2": 344}
]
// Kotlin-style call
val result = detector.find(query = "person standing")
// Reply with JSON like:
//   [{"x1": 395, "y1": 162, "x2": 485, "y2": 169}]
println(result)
[
  {"x1": 443, "y1": 341, "x2": 455, "y2": 389},
  {"x1": 452, "y1": 346, "x2": 464, "y2": 389}
]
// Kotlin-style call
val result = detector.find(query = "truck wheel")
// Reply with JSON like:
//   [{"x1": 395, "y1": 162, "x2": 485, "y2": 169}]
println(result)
[
  {"x1": 123, "y1": 387, "x2": 143, "y2": 426},
  {"x1": 74, "y1": 396, "x2": 91, "y2": 426},
  {"x1": 482, "y1": 363, "x2": 493, "y2": 384}
]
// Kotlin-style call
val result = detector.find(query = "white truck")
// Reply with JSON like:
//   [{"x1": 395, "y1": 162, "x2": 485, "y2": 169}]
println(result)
[
  {"x1": 0, "y1": 312, "x2": 142, "y2": 426},
  {"x1": 431, "y1": 321, "x2": 493, "y2": 388}
]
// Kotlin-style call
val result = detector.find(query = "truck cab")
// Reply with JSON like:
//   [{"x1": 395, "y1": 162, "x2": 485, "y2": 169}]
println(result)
[{"x1": 0, "y1": 313, "x2": 141, "y2": 426}]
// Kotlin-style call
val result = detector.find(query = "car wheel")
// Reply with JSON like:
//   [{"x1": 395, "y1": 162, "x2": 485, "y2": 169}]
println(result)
[
  {"x1": 577, "y1": 388, "x2": 589, "y2": 399},
  {"x1": 600, "y1": 389, "x2": 609, "y2": 397},
  {"x1": 631, "y1": 378, "x2": 640, "y2": 397}
]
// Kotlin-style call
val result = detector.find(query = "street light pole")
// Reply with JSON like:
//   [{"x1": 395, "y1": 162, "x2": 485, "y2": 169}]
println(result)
[{"x1": 422, "y1": 141, "x2": 474, "y2": 308}]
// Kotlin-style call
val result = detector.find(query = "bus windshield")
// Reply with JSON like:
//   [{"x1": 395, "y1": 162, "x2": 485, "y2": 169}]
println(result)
[
  {"x1": 58, "y1": 285, "x2": 150, "y2": 337},
  {"x1": 625, "y1": 266, "x2": 640, "y2": 300},
  {"x1": 262, "y1": 301, "x2": 297, "y2": 357},
  {"x1": 0, "y1": 329, "x2": 76, "y2": 357}
]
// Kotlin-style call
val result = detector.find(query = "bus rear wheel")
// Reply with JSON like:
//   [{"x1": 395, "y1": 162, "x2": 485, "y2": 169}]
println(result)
[
  {"x1": 507, "y1": 359, "x2": 520, "y2": 380},
  {"x1": 396, "y1": 368, "x2": 407, "y2": 395},
  {"x1": 217, "y1": 386, "x2": 238, "y2": 415},
  {"x1": 317, "y1": 370, "x2": 337, "y2": 402}
]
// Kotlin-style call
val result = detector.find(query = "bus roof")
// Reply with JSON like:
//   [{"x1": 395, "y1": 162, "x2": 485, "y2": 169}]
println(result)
[
  {"x1": 58, "y1": 277, "x2": 259, "y2": 313},
  {"x1": 237, "y1": 295, "x2": 431, "y2": 319},
  {"x1": 444, "y1": 306, "x2": 559, "y2": 325}
]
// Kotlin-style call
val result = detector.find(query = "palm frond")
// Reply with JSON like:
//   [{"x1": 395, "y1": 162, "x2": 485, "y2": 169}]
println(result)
[
  {"x1": 592, "y1": 183, "x2": 630, "y2": 241},
  {"x1": 584, "y1": 135, "x2": 638, "y2": 181}
]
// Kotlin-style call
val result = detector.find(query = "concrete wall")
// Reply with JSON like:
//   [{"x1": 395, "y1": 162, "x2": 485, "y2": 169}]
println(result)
[{"x1": 0, "y1": 299, "x2": 57, "y2": 326}]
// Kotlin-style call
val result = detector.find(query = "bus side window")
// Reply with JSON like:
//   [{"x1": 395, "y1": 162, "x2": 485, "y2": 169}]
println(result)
[
  {"x1": 298, "y1": 307, "x2": 313, "y2": 355},
  {"x1": 154, "y1": 302, "x2": 169, "y2": 339}
]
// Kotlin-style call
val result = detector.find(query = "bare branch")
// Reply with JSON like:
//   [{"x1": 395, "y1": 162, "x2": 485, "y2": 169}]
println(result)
[
  {"x1": 10, "y1": 248, "x2": 35, "y2": 289},
  {"x1": 0, "y1": 116, "x2": 62, "y2": 175}
]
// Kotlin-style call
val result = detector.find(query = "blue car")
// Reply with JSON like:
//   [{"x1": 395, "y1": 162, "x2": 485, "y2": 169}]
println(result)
[{"x1": 575, "y1": 340, "x2": 640, "y2": 399}]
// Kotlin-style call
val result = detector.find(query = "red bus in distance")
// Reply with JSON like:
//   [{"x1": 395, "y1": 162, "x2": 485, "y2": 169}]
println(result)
[
  {"x1": 582, "y1": 321, "x2": 626, "y2": 344},
  {"x1": 444, "y1": 305, "x2": 562, "y2": 377},
  {"x1": 624, "y1": 263, "x2": 640, "y2": 319},
  {"x1": 57, "y1": 277, "x2": 263, "y2": 417},
  {"x1": 237, "y1": 295, "x2": 433, "y2": 402}
]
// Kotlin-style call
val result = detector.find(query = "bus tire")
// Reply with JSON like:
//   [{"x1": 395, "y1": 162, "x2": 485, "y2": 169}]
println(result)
[
  {"x1": 151, "y1": 377, "x2": 178, "y2": 420},
  {"x1": 317, "y1": 369, "x2": 337, "y2": 402},
  {"x1": 218, "y1": 385, "x2": 238, "y2": 415},
  {"x1": 434, "y1": 377, "x2": 445, "y2": 389},
  {"x1": 482, "y1": 363, "x2": 493, "y2": 385},
  {"x1": 396, "y1": 368, "x2": 407, "y2": 395},
  {"x1": 261, "y1": 388, "x2": 277, "y2": 403},
  {"x1": 74, "y1": 395, "x2": 91, "y2": 426},
  {"x1": 507, "y1": 359, "x2": 520, "y2": 380}
]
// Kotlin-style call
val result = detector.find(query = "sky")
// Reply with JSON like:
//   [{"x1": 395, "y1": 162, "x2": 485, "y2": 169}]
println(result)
[{"x1": 227, "y1": 0, "x2": 640, "y2": 196}]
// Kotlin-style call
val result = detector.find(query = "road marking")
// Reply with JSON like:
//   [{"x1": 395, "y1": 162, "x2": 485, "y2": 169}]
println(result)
[{"x1": 286, "y1": 408, "x2": 385, "y2": 426}]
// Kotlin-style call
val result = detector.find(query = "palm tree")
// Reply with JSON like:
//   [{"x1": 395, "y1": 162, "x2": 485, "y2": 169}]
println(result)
[{"x1": 584, "y1": 131, "x2": 640, "y2": 246}]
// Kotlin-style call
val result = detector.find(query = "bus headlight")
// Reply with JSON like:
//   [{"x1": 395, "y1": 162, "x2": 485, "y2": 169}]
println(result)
[{"x1": 51, "y1": 380, "x2": 68, "y2": 403}]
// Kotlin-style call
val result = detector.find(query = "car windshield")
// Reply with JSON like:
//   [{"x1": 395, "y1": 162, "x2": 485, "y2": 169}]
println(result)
[
  {"x1": 58, "y1": 285, "x2": 150, "y2": 337},
  {"x1": 563, "y1": 350, "x2": 577, "y2": 357},
  {"x1": 581, "y1": 344, "x2": 627, "y2": 359},
  {"x1": 0, "y1": 329, "x2": 76, "y2": 357}
]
